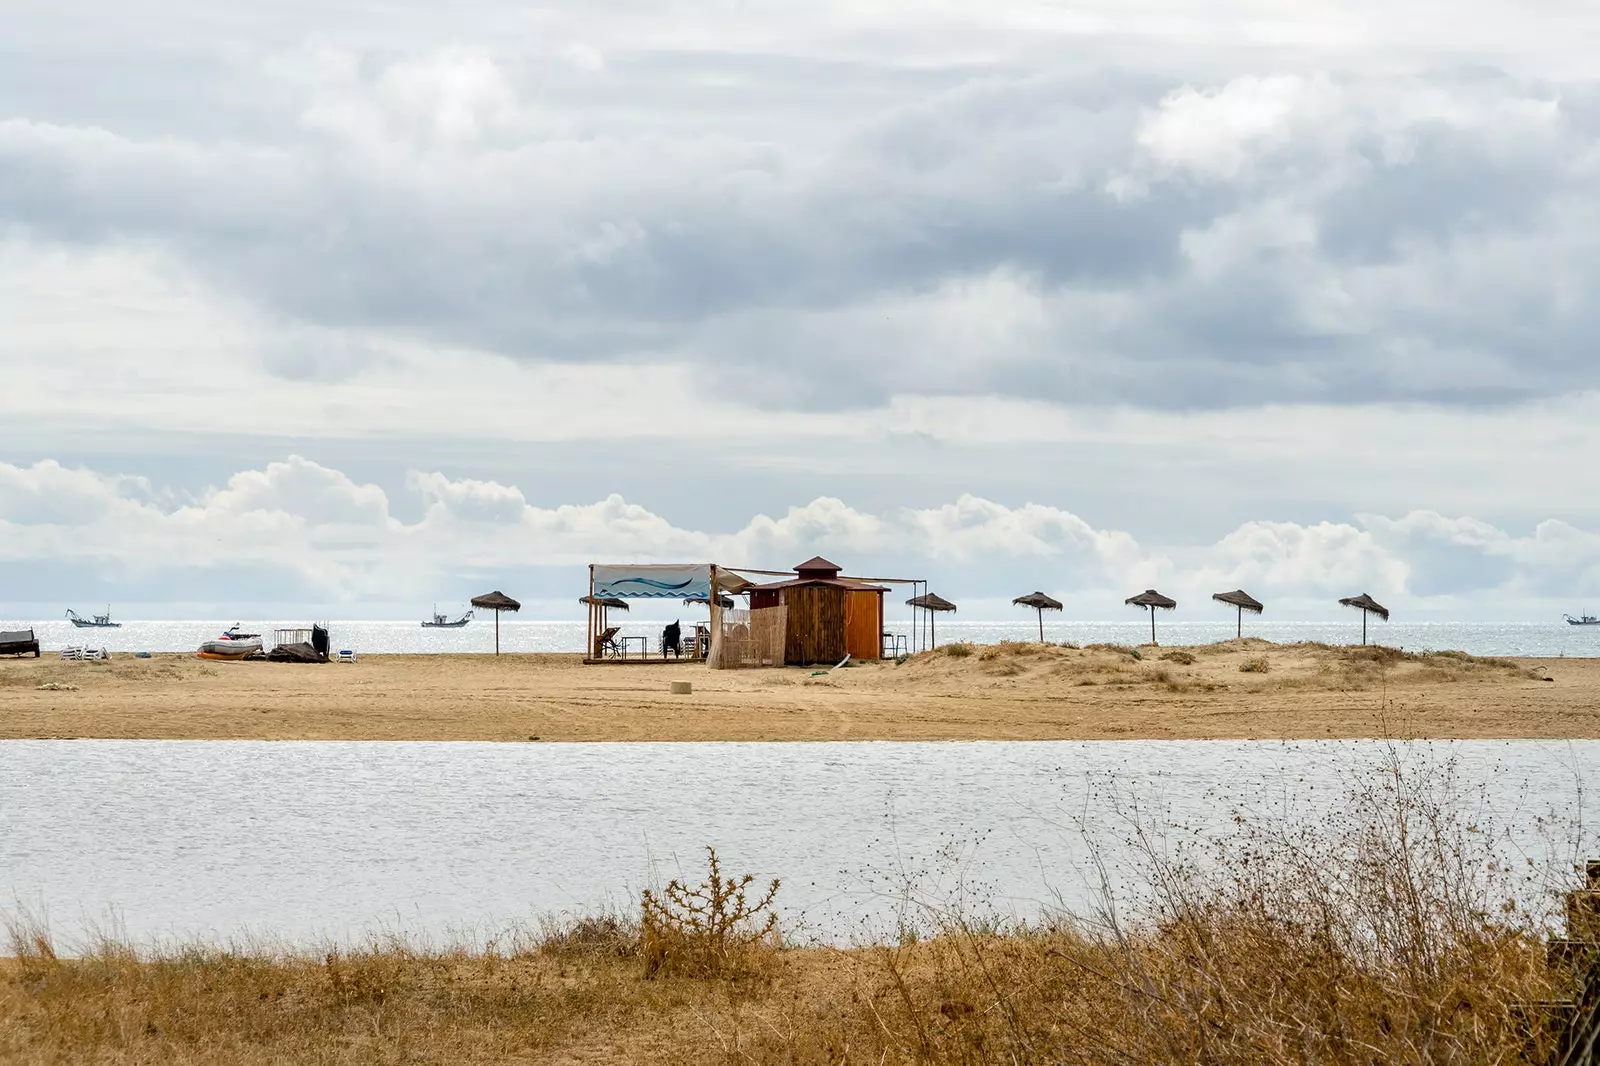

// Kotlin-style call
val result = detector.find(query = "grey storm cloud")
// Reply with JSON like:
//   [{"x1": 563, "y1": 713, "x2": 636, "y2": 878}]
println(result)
[{"x1": 2, "y1": 20, "x2": 1599, "y2": 413}]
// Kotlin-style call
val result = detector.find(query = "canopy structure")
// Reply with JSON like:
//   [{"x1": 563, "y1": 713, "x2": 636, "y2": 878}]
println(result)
[
  {"x1": 471, "y1": 591, "x2": 521, "y2": 655},
  {"x1": 1125, "y1": 589, "x2": 1177, "y2": 645},
  {"x1": 1012, "y1": 591, "x2": 1063, "y2": 643},
  {"x1": 1212, "y1": 589, "x2": 1264, "y2": 638},
  {"x1": 586, "y1": 563, "x2": 724, "y2": 663},
  {"x1": 1339, "y1": 593, "x2": 1390, "y2": 645},
  {"x1": 906, "y1": 592, "x2": 957, "y2": 648},
  {"x1": 685, "y1": 594, "x2": 736, "y2": 609}
]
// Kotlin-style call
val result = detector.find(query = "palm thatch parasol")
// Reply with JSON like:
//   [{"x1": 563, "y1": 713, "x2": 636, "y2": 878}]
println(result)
[
  {"x1": 1212, "y1": 589, "x2": 1264, "y2": 639},
  {"x1": 1012, "y1": 592, "x2": 1063, "y2": 643},
  {"x1": 1339, "y1": 593, "x2": 1389, "y2": 646},
  {"x1": 907, "y1": 592, "x2": 957, "y2": 647},
  {"x1": 471, "y1": 590, "x2": 521, "y2": 655},
  {"x1": 1125, "y1": 589, "x2": 1177, "y2": 645},
  {"x1": 579, "y1": 595, "x2": 628, "y2": 637}
]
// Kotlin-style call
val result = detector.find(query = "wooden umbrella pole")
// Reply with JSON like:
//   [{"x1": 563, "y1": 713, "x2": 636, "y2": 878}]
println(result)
[
  {"x1": 1149, "y1": 606, "x2": 1156, "y2": 646},
  {"x1": 1362, "y1": 611, "x2": 1367, "y2": 646},
  {"x1": 495, "y1": 610, "x2": 501, "y2": 655},
  {"x1": 1036, "y1": 608, "x2": 1043, "y2": 643},
  {"x1": 1237, "y1": 604, "x2": 1242, "y2": 639}
]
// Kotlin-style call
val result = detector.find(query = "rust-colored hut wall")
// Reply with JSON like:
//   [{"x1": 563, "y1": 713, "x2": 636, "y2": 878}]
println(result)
[
  {"x1": 780, "y1": 584, "x2": 847, "y2": 665},
  {"x1": 749, "y1": 589, "x2": 781, "y2": 611},
  {"x1": 844, "y1": 589, "x2": 882, "y2": 661}
]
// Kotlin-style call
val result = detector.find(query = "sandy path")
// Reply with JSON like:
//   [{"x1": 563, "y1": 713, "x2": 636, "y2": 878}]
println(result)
[{"x1": 0, "y1": 640, "x2": 1593, "y2": 742}]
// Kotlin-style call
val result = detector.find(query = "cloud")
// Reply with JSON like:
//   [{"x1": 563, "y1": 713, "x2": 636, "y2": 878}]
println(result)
[
  {"x1": 1, "y1": 456, "x2": 1598, "y2": 615},
  {"x1": 5, "y1": 41, "x2": 1600, "y2": 414}
]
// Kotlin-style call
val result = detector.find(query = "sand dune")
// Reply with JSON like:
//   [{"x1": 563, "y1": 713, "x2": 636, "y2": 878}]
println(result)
[{"x1": 0, "y1": 639, "x2": 1590, "y2": 742}]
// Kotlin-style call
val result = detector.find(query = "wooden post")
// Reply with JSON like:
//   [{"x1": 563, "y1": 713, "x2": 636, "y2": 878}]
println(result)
[
  {"x1": 587, "y1": 564, "x2": 596, "y2": 661},
  {"x1": 1237, "y1": 604, "x2": 1242, "y2": 639},
  {"x1": 708, "y1": 563, "x2": 721, "y2": 666},
  {"x1": 1362, "y1": 611, "x2": 1368, "y2": 646},
  {"x1": 495, "y1": 609, "x2": 501, "y2": 656},
  {"x1": 1036, "y1": 608, "x2": 1044, "y2": 643},
  {"x1": 1149, "y1": 606, "x2": 1156, "y2": 646}
]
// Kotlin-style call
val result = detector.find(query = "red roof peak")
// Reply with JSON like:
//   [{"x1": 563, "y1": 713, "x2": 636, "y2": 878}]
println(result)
[{"x1": 794, "y1": 555, "x2": 842, "y2": 575}]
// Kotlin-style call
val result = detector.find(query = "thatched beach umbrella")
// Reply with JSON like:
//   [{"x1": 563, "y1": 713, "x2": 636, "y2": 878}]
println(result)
[
  {"x1": 579, "y1": 595, "x2": 629, "y2": 637},
  {"x1": 907, "y1": 592, "x2": 957, "y2": 648},
  {"x1": 471, "y1": 590, "x2": 521, "y2": 655},
  {"x1": 1012, "y1": 592, "x2": 1063, "y2": 643},
  {"x1": 1212, "y1": 589, "x2": 1264, "y2": 639},
  {"x1": 1339, "y1": 593, "x2": 1389, "y2": 646},
  {"x1": 1125, "y1": 589, "x2": 1177, "y2": 645}
]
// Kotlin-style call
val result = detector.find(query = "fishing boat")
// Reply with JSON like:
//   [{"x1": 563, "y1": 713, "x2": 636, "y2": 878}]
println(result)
[
  {"x1": 196, "y1": 636, "x2": 262, "y2": 661},
  {"x1": 421, "y1": 606, "x2": 473, "y2": 628},
  {"x1": 1565, "y1": 613, "x2": 1600, "y2": 626},
  {"x1": 65, "y1": 607, "x2": 121, "y2": 629}
]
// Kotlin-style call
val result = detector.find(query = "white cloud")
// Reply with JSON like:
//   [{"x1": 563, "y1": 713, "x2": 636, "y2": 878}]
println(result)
[{"x1": 1, "y1": 456, "x2": 1598, "y2": 615}]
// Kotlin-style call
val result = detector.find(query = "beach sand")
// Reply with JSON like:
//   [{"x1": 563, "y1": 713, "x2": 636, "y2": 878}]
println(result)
[{"x1": 0, "y1": 640, "x2": 1592, "y2": 741}]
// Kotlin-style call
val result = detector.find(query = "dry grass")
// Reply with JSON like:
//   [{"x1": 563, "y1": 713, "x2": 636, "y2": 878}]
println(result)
[{"x1": 2, "y1": 756, "x2": 1580, "y2": 1064}]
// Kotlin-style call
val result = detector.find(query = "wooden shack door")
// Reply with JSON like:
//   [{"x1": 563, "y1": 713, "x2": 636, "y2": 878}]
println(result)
[{"x1": 844, "y1": 590, "x2": 882, "y2": 661}]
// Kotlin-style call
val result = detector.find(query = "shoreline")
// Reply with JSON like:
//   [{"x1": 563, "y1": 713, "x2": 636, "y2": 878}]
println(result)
[{"x1": 2, "y1": 640, "x2": 1596, "y2": 742}]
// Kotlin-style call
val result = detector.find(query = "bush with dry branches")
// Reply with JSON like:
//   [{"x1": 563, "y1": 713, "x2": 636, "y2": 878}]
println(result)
[{"x1": 640, "y1": 846, "x2": 780, "y2": 979}]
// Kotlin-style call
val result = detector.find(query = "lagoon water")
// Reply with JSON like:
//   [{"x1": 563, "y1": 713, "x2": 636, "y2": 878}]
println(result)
[
  {"x1": 2, "y1": 740, "x2": 1595, "y2": 949},
  {"x1": 7, "y1": 618, "x2": 1600, "y2": 657}
]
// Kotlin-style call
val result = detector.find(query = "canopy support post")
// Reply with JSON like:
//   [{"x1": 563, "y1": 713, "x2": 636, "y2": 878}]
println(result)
[{"x1": 587, "y1": 565, "x2": 596, "y2": 660}]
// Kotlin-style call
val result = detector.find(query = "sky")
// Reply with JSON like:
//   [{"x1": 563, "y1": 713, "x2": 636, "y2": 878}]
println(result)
[{"x1": 3, "y1": 0, "x2": 1600, "y2": 620}]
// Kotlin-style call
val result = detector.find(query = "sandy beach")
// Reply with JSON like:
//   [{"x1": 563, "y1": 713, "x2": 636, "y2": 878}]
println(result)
[{"x1": 0, "y1": 640, "x2": 1591, "y2": 742}]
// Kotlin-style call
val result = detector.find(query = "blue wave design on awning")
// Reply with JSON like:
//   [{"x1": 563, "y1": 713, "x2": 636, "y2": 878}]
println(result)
[{"x1": 595, "y1": 577, "x2": 699, "y2": 597}]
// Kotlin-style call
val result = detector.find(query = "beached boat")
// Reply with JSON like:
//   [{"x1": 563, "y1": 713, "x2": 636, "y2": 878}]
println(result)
[
  {"x1": 196, "y1": 637, "x2": 262, "y2": 661},
  {"x1": 421, "y1": 606, "x2": 473, "y2": 628},
  {"x1": 221, "y1": 624, "x2": 260, "y2": 640},
  {"x1": 66, "y1": 607, "x2": 120, "y2": 628},
  {"x1": 1566, "y1": 613, "x2": 1600, "y2": 626}
]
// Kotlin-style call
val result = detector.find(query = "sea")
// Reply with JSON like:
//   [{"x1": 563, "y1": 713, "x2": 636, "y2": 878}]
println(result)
[
  {"x1": 1, "y1": 739, "x2": 1593, "y2": 950},
  {"x1": 5, "y1": 618, "x2": 1599, "y2": 657}
]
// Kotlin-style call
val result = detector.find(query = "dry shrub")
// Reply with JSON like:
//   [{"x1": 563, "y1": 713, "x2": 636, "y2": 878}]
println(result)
[
  {"x1": 1239, "y1": 655, "x2": 1270, "y2": 674},
  {"x1": 941, "y1": 643, "x2": 974, "y2": 659},
  {"x1": 640, "y1": 846, "x2": 780, "y2": 979},
  {"x1": 1159, "y1": 650, "x2": 1196, "y2": 665},
  {"x1": 759, "y1": 750, "x2": 1566, "y2": 1064}
]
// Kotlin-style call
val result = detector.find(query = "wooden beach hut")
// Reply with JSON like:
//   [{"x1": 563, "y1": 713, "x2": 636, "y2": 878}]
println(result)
[
  {"x1": 1012, "y1": 592, "x2": 1062, "y2": 643},
  {"x1": 1125, "y1": 588, "x2": 1177, "y2": 645},
  {"x1": 748, "y1": 557, "x2": 887, "y2": 665},
  {"x1": 1212, "y1": 589, "x2": 1264, "y2": 638},
  {"x1": 1339, "y1": 593, "x2": 1389, "y2": 645}
]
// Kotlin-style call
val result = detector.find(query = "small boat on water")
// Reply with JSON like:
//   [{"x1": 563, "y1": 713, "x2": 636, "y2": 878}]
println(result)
[
  {"x1": 421, "y1": 606, "x2": 473, "y2": 628},
  {"x1": 196, "y1": 637, "x2": 262, "y2": 661},
  {"x1": 1566, "y1": 613, "x2": 1600, "y2": 626},
  {"x1": 66, "y1": 607, "x2": 121, "y2": 628}
]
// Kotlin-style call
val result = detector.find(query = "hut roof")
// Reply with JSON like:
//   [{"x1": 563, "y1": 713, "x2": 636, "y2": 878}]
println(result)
[
  {"x1": 471, "y1": 590, "x2": 521, "y2": 612},
  {"x1": 579, "y1": 596, "x2": 629, "y2": 610},
  {"x1": 1013, "y1": 592, "x2": 1063, "y2": 611},
  {"x1": 907, "y1": 593, "x2": 958, "y2": 612},
  {"x1": 1125, "y1": 589, "x2": 1177, "y2": 610},
  {"x1": 1212, "y1": 589, "x2": 1264, "y2": 614},
  {"x1": 1339, "y1": 593, "x2": 1390, "y2": 620},
  {"x1": 793, "y1": 556, "x2": 842, "y2": 576},
  {"x1": 747, "y1": 575, "x2": 889, "y2": 594}
]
